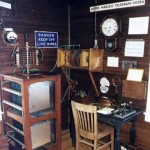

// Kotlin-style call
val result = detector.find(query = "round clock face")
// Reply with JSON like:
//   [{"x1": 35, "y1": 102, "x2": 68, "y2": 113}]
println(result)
[{"x1": 101, "y1": 17, "x2": 119, "y2": 37}]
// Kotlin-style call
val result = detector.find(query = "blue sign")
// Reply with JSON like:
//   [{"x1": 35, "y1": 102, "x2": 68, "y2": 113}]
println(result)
[{"x1": 35, "y1": 31, "x2": 58, "y2": 48}]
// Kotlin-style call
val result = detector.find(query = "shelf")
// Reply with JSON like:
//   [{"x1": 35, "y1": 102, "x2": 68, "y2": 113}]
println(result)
[
  {"x1": 3, "y1": 100, "x2": 22, "y2": 111},
  {"x1": 5, "y1": 122, "x2": 24, "y2": 136},
  {"x1": 57, "y1": 48, "x2": 104, "y2": 72},
  {"x1": 30, "y1": 111, "x2": 57, "y2": 125},
  {"x1": 6, "y1": 111, "x2": 23, "y2": 124},
  {"x1": 2, "y1": 87, "x2": 22, "y2": 96},
  {"x1": 7, "y1": 131, "x2": 25, "y2": 149}
]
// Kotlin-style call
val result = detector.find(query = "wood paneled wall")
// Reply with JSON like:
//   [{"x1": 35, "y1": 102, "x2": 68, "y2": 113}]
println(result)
[
  {"x1": 0, "y1": 0, "x2": 69, "y2": 129},
  {"x1": 70, "y1": 1, "x2": 150, "y2": 150},
  {"x1": 0, "y1": 0, "x2": 69, "y2": 73}
]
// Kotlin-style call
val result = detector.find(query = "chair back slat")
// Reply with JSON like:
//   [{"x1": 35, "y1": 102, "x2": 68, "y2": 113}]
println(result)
[
  {"x1": 77, "y1": 111, "x2": 82, "y2": 129},
  {"x1": 87, "y1": 112, "x2": 91, "y2": 132},
  {"x1": 81, "y1": 111, "x2": 86, "y2": 130},
  {"x1": 72, "y1": 101, "x2": 97, "y2": 134}
]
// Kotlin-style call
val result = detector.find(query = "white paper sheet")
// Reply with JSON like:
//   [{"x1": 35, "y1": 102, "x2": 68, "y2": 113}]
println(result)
[
  {"x1": 128, "y1": 16, "x2": 149, "y2": 34},
  {"x1": 125, "y1": 40, "x2": 145, "y2": 57},
  {"x1": 107, "y1": 57, "x2": 119, "y2": 67},
  {"x1": 127, "y1": 68, "x2": 144, "y2": 82},
  {"x1": 97, "y1": 107, "x2": 114, "y2": 115}
]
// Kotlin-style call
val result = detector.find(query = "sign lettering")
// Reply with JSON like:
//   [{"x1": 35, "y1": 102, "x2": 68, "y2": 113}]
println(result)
[
  {"x1": 90, "y1": 0, "x2": 145, "y2": 12},
  {"x1": 35, "y1": 31, "x2": 58, "y2": 48}
]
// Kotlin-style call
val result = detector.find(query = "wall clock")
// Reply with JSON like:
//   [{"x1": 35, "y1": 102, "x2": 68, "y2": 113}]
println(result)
[{"x1": 100, "y1": 15, "x2": 121, "y2": 51}]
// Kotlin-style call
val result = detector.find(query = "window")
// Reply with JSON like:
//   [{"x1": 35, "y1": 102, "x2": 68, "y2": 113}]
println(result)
[{"x1": 145, "y1": 65, "x2": 150, "y2": 122}]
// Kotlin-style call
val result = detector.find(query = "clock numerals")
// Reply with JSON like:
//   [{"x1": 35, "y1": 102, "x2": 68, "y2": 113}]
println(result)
[{"x1": 101, "y1": 18, "x2": 119, "y2": 37}]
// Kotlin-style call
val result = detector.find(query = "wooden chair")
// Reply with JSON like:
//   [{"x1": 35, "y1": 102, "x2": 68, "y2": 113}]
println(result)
[{"x1": 71, "y1": 100, "x2": 114, "y2": 150}]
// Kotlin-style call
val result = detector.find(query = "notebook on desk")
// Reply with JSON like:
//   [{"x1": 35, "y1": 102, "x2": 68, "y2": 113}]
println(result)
[{"x1": 97, "y1": 107, "x2": 114, "y2": 115}]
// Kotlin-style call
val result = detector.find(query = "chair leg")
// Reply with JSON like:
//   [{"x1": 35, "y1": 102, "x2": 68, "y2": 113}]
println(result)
[
  {"x1": 75, "y1": 134, "x2": 80, "y2": 150},
  {"x1": 94, "y1": 140, "x2": 97, "y2": 150},
  {"x1": 76, "y1": 140, "x2": 79, "y2": 150}
]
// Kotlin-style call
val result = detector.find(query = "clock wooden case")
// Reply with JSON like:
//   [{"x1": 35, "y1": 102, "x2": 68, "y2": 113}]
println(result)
[{"x1": 100, "y1": 15, "x2": 121, "y2": 51}]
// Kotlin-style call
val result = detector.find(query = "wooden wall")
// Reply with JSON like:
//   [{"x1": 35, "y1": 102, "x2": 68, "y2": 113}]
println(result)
[
  {"x1": 0, "y1": 0, "x2": 69, "y2": 129},
  {"x1": 0, "y1": 0, "x2": 69, "y2": 73},
  {"x1": 69, "y1": 0, "x2": 150, "y2": 150}
]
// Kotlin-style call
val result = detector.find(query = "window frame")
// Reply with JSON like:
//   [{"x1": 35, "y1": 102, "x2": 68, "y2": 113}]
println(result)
[{"x1": 145, "y1": 64, "x2": 150, "y2": 122}]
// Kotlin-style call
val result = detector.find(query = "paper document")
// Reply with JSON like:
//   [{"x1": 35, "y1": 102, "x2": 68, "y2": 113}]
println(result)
[
  {"x1": 97, "y1": 107, "x2": 114, "y2": 115},
  {"x1": 128, "y1": 17, "x2": 149, "y2": 34},
  {"x1": 107, "y1": 57, "x2": 119, "y2": 67},
  {"x1": 125, "y1": 40, "x2": 145, "y2": 57}
]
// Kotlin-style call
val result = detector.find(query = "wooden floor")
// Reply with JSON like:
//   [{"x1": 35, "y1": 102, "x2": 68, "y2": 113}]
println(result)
[
  {"x1": 62, "y1": 129, "x2": 110, "y2": 150},
  {"x1": 9, "y1": 129, "x2": 110, "y2": 150}
]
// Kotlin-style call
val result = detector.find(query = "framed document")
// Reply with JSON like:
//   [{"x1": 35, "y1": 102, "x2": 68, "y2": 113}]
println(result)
[{"x1": 126, "y1": 68, "x2": 144, "y2": 82}]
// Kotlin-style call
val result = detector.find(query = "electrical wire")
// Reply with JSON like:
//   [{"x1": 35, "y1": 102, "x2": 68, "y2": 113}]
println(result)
[
  {"x1": 13, "y1": 66, "x2": 17, "y2": 74},
  {"x1": 49, "y1": 61, "x2": 57, "y2": 73},
  {"x1": 1, "y1": 80, "x2": 10, "y2": 87},
  {"x1": 61, "y1": 86, "x2": 69, "y2": 103},
  {"x1": 29, "y1": 69, "x2": 41, "y2": 73},
  {"x1": 59, "y1": 44, "x2": 80, "y2": 49},
  {"x1": 65, "y1": 69, "x2": 73, "y2": 81},
  {"x1": 0, "y1": 19, "x2": 5, "y2": 28}
]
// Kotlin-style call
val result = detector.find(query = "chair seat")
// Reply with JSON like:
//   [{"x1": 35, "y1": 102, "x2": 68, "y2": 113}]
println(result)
[{"x1": 98, "y1": 122, "x2": 114, "y2": 139}]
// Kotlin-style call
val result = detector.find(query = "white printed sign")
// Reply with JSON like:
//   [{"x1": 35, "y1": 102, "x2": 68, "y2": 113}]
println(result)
[
  {"x1": 128, "y1": 17, "x2": 149, "y2": 34},
  {"x1": 0, "y1": 1, "x2": 11, "y2": 9},
  {"x1": 125, "y1": 40, "x2": 145, "y2": 57},
  {"x1": 90, "y1": 0, "x2": 145, "y2": 12}
]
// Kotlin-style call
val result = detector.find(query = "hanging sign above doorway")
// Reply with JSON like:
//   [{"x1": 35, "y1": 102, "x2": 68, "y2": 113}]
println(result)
[
  {"x1": 90, "y1": 0, "x2": 145, "y2": 12},
  {"x1": 35, "y1": 31, "x2": 58, "y2": 48}
]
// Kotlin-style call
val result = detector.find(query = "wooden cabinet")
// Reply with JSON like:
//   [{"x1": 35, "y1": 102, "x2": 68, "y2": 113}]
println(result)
[
  {"x1": 57, "y1": 48, "x2": 104, "y2": 72},
  {"x1": 0, "y1": 73, "x2": 61, "y2": 150}
]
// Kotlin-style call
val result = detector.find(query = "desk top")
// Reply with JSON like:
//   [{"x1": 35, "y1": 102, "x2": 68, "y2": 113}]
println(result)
[{"x1": 97, "y1": 107, "x2": 143, "y2": 127}]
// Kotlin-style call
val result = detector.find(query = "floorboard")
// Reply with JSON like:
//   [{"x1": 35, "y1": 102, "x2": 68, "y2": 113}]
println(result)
[
  {"x1": 62, "y1": 129, "x2": 110, "y2": 150},
  {"x1": 8, "y1": 129, "x2": 111, "y2": 150}
]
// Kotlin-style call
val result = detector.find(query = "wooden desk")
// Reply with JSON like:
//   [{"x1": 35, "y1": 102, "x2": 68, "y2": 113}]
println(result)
[
  {"x1": 70, "y1": 102, "x2": 142, "y2": 150},
  {"x1": 97, "y1": 108, "x2": 143, "y2": 150},
  {"x1": 70, "y1": 97, "x2": 143, "y2": 150}
]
